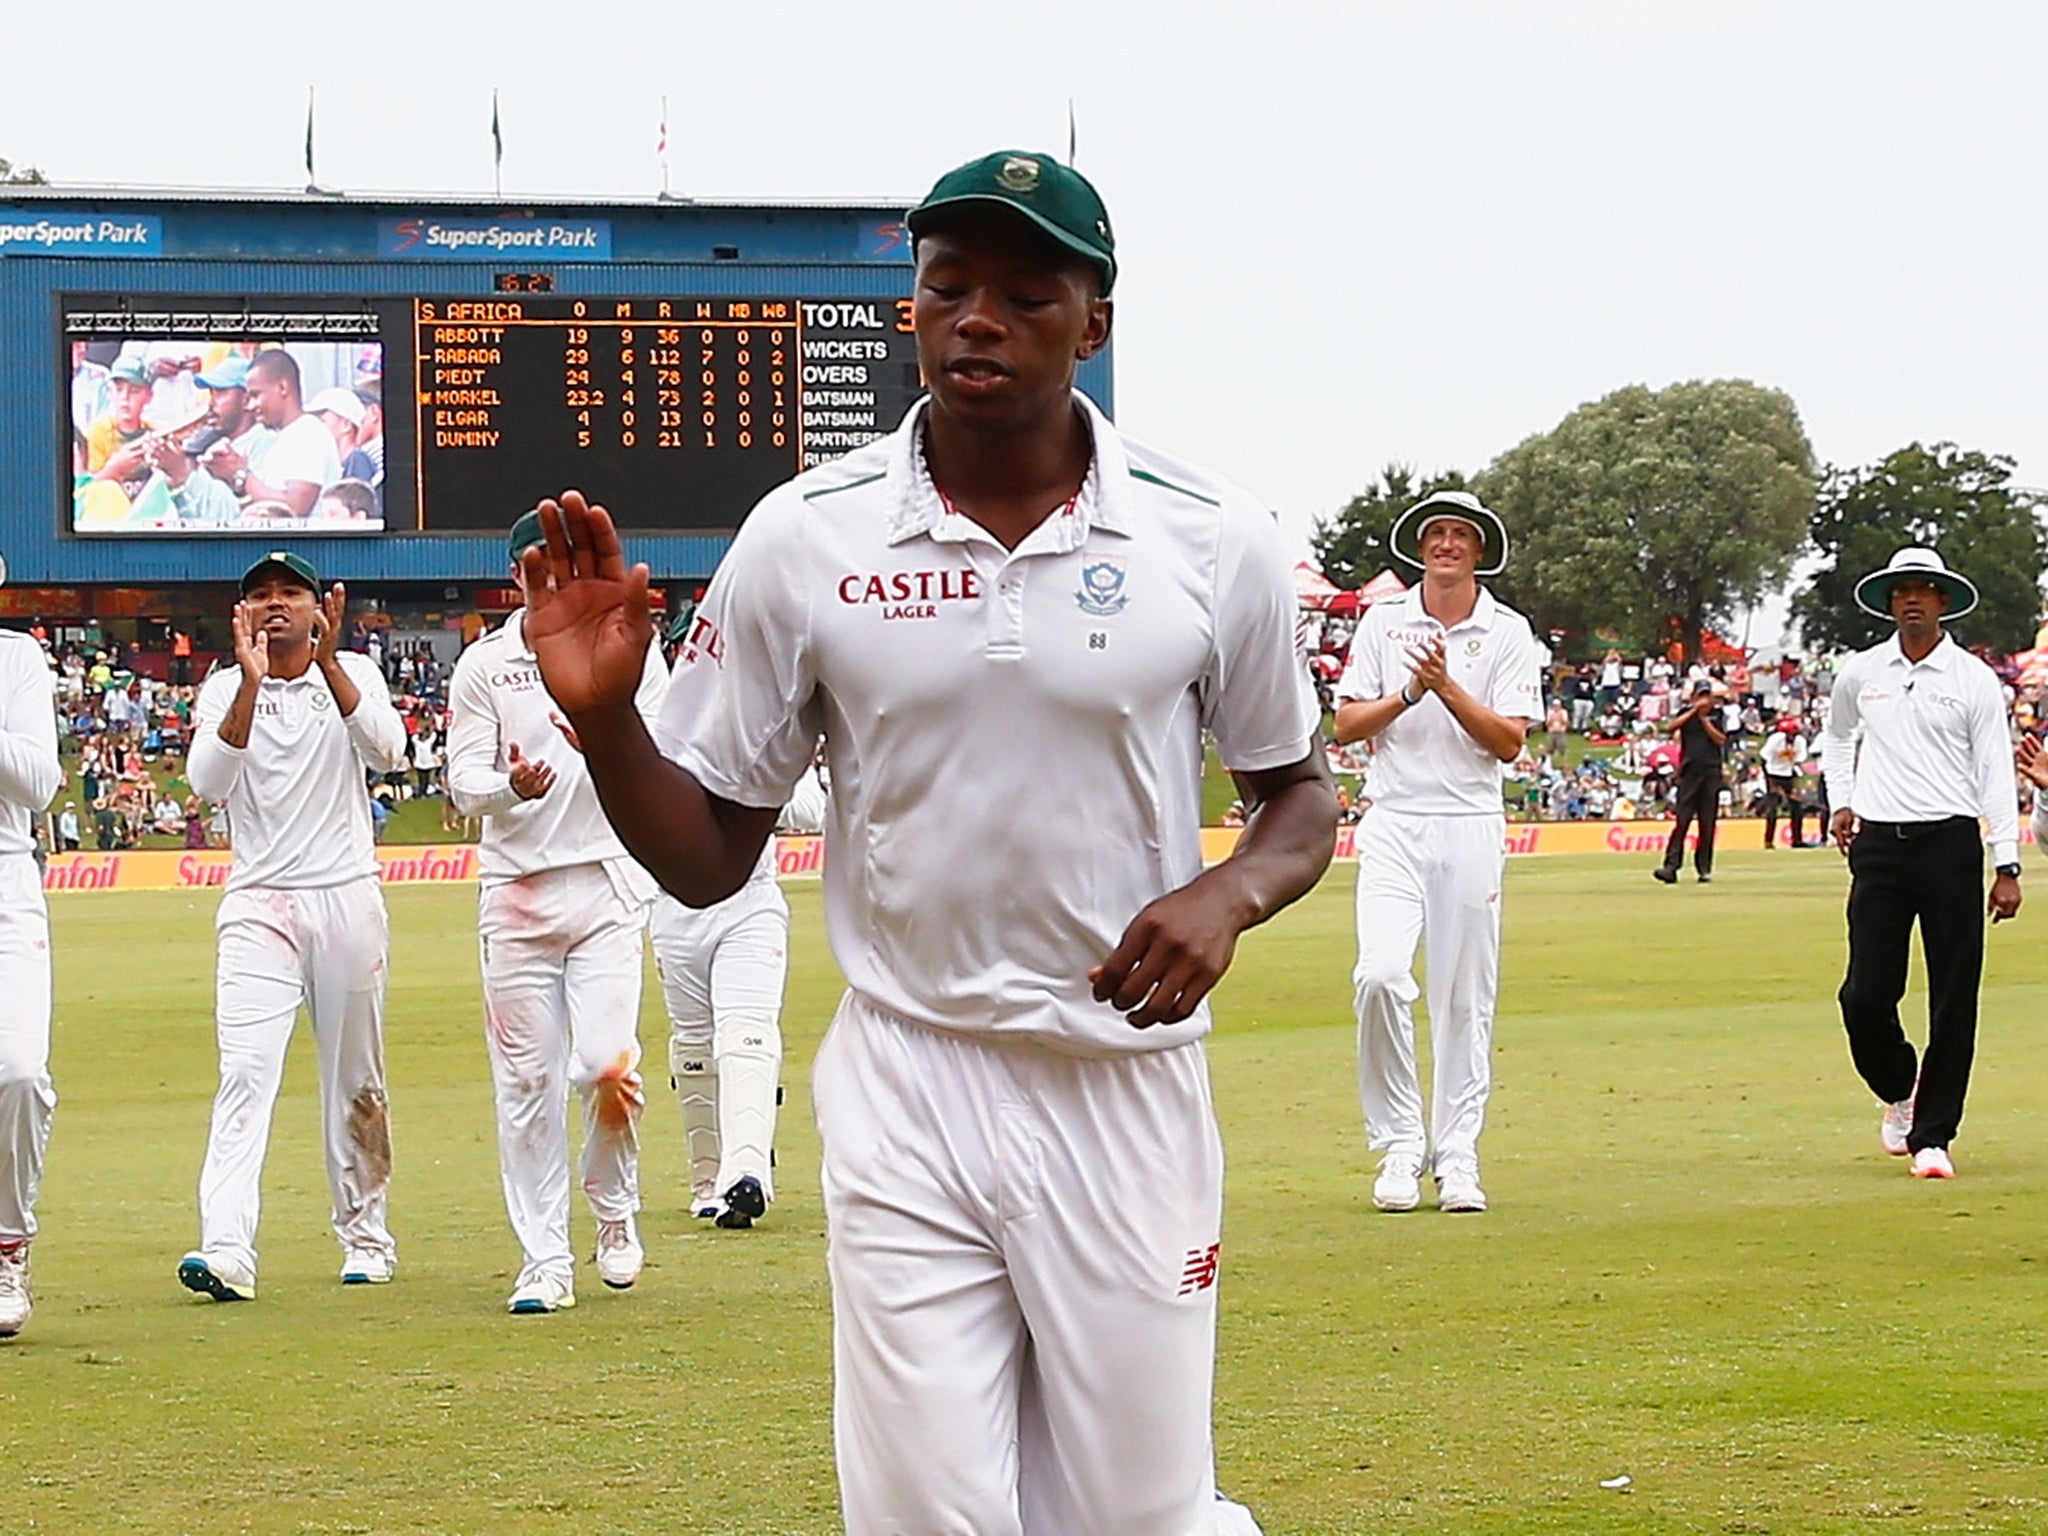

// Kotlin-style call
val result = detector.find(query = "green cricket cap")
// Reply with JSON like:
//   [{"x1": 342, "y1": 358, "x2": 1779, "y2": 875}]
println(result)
[
  {"x1": 907, "y1": 150, "x2": 1116, "y2": 295},
  {"x1": 508, "y1": 509, "x2": 547, "y2": 561},
  {"x1": 240, "y1": 550, "x2": 319, "y2": 595}
]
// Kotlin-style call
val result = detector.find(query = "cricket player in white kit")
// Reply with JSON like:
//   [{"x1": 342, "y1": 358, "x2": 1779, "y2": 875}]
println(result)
[
  {"x1": 1335, "y1": 491, "x2": 1542, "y2": 1215},
  {"x1": 520, "y1": 152, "x2": 1336, "y2": 1536},
  {"x1": 649, "y1": 611, "x2": 803, "y2": 1231},
  {"x1": 182, "y1": 553, "x2": 409, "y2": 1300},
  {"x1": 0, "y1": 620, "x2": 62, "y2": 1338},
  {"x1": 447, "y1": 512, "x2": 667, "y2": 1313}
]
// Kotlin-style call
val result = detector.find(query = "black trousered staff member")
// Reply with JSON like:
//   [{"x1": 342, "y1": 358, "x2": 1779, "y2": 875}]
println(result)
[
  {"x1": 1821, "y1": 548, "x2": 2020, "y2": 1181},
  {"x1": 1653, "y1": 681, "x2": 1727, "y2": 883}
]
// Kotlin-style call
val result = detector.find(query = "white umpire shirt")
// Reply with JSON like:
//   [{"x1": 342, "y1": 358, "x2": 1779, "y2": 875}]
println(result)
[
  {"x1": 447, "y1": 608, "x2": 667, "y2": 892},
  {"x1": 655, "y1": 390, "x2": 1319, "y2": 1058},
  {"x1": 188, "y1": 651, "x2": 409, "y2": 892},
  {"x1": 1821, "y1": 632, "x2": 2019, "y2": 867},
  {"x1": 0, "y1": 637, "x2": 60, "y2": 853},
  {"x1": 1334, "y1": 586, "x2": 1544, "y2": 817}
]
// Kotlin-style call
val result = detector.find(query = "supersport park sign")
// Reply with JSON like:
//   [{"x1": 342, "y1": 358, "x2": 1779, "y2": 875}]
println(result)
[{"x1": 48, "y1": 819, "x2": 2027, "y2": 893}]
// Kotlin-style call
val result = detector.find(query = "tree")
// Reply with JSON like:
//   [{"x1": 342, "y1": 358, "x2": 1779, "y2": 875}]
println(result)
[
  {"x1": 1791, "y1": 443, "x2": 2045, "y2": 656},
  {"x1": 1477, "y1": 380, "x2": 1816, "y2": 662},
  {"x1": 0, "y1": 157, "x2": 48, "y2": 185},
  {"x1": 1310, "y1": 464, "x2": 1468, "y2": 592}
]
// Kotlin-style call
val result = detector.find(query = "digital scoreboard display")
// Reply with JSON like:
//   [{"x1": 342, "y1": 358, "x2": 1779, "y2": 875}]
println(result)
[
  {"x1": 411, "y1": 295, "x2": 923, "y2": 532},
  {"x1": 60, "y1": 291, "x2": 925, "y2": 539}
]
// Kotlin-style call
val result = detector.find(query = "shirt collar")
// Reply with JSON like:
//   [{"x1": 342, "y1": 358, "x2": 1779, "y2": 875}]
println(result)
[
  {"x1": 884, "y1": 389, "x2": 1132, "y2": 549},
  {"x1": 1884, "y1": 632, "x2": 1955, "y2": 672},
  {"x1": 1396, "y1": 583, "x2": 1498, "y2": 632},
  {"x1": 501, "y1": 606, "x2": 533, "y2": 660}
]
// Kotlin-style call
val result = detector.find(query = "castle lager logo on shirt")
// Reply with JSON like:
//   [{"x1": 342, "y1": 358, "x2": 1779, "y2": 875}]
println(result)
[
  {"x1": 676, "y1": 613, "x2": 726, "y2": 667},
  {"x1": 1075, "y1": 561, "x2": 1129, "y2": 617},
  {"x1": 837, "y1": 568, "x2": 982, "y2": 622},
  {"x1": 489, "y1": 665, "x2": 544, "y2": 693},
  {"x1": 1465, "y1": 638, "x2": 1484, "y2": 657},
  {"x1": 310, "y1": 689, "x2": 332, "y2": 711}
]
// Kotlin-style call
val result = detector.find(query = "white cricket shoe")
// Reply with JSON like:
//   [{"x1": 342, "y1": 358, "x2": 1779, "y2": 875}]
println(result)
[
  {"x1": 594, "y1": 1217, "x2": 644, "y2": 1290},
  {"x1": 1436, "y1": 1164, "x2": 1488, "y2": 1213},
  {"x1": 1372, "y1": 1152, "x2": 1424, "y2": 1212},
  {"x1": 1910, "y1": 1147, "x2": 1955, "y2": 1180},
  {"x1": 179, "y1": 1249, "x2": 256, "y2": 1302},
  {"x1": 339, "y1": 1247, "x2": 394, "y2": 1285},
  {"x1": 507, "y1": 1271, "x2": 576, "y2": 1315},
  {"x1": 1879, "y1": 1093, "x2": 1914, "y2": 1157},
  {"x1": 0, "y1": 1244, "x2": 31, "y2": 1338}
]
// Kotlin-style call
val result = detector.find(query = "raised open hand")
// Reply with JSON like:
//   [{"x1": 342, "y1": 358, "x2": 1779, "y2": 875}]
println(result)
[
  {"x1": 2018, "y1": 733, "x2": 2048, "y2": 792},
  {"x1": 312, "y1": 583, "x2": 348, "y2": 667},
  {"x1": 230, "y1": 601, "x2": 269, "y2": 685},
  {"x1": 521, "y1": 492, "x2": 654, "y2": 718}
]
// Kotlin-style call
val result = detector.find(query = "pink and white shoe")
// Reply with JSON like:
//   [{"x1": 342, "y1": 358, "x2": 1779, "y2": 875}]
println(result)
[
  {"x1": 1910, "y1": 1146, "x2": 1954, "y2": 1180},
  {"x1": 1879, "y1": 1096, "x2": 1914, "y2": 1157}
]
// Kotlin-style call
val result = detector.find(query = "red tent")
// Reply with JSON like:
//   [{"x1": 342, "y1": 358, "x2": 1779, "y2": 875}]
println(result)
[
  {"x1": 1294, "y1": 562, "x2": 1345, "y2": 610},
  {"x1": 1296, "y1": 563, "x2": 1407, "y2": 618}
]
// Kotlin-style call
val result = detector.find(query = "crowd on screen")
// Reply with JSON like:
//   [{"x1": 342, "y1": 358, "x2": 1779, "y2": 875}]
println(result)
[{"x1": 71, "y1": 340, "x2": 385, "y2": 532}]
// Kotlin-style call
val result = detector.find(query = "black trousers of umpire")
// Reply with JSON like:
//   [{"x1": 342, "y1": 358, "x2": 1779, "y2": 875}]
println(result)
[
  {"x1": 1838, "y1": 817, "x2": 1983, "y2": 1151},
  {"x1": 1660, "y1": 770, "x2": 1720, "y2": 876},
  {"x1": 1763, "y1": 774, "x2": 1805, "y2": 848}
]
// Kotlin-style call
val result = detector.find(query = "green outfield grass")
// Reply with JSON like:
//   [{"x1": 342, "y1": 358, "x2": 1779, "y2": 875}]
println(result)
[{"x1": 9, "y1": 852, "x2": 2048, "y2": 1534}]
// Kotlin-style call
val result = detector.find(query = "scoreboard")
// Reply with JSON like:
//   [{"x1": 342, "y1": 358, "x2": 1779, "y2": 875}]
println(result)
[
  {"x1": 10, "y1": 191, "x2": 1110, "y2": 584},
  {"x1": 411, "y1": 294, "x2": 924, "y2": 532},
  {"x1": 61, "y1": 289, "x2": 925, "y2": 538}
]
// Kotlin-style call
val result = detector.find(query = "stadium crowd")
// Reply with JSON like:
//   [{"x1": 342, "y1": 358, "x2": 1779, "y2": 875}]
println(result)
[
  {"x1": 28, "y1": 626, "x2": 461, "y2": 855},
  {"x1": 1309, "y1": 615, "x2": 2048, "y2": 834}
]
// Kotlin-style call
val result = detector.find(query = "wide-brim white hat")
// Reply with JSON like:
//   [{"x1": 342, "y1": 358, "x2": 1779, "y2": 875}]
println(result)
[
  {"x1": 1389, "y1": 490, "x2": 1508, "y2": 577},
  {"x1": 1853, "y1": 546, "x2": 1978, "y2": 619}
]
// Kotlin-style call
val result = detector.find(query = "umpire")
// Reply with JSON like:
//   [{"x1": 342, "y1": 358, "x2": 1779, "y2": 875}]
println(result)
[
  {"x1": 1652, "y1": 681, "x2": 1727, "y2": 883},
  {"x1": 1821, "y1": 548, "x2": 2020, "y2": 1180}
]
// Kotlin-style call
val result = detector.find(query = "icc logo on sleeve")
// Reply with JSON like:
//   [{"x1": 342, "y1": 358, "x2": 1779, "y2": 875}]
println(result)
[{"x1": 1075, "y1": 561, "x2": 1129, "y2": 617}]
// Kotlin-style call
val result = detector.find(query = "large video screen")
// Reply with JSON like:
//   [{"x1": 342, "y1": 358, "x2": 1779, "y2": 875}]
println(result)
[
  {"x1": 61, "y1": 291, "x2": 925, "y2": 539},
  {"x1": 65, "y1": 301, "x2": 394, "y2": 535}
]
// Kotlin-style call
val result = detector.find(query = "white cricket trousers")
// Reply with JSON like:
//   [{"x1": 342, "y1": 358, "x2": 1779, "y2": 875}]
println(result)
[
  {"x1": 0, "y1": 855, "x2": 54, "y2": 1242},
  {"x1": 479, "y1": 863, "x2": 646, "y2": 1284},
  {"x1": 649, "y1": 883, "x2": 787, "y2": 1205},
  {"x1": 199, "y1": 877, "x2": 394, "y2": 1273},
  {"x1": 815, "y1": 995, "x2": 1250, "y2": 1536},
  {"x1": 1352, "y1": 809, "x2": 1506, "y2": 1172}
]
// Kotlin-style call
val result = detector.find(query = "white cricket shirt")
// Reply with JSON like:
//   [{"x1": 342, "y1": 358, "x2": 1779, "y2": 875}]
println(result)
[
  {"x1": 1761, "y1": 731, "x2": 1807, "y2": 778},
  {"x1": 1334, "y1": 586, "x2": 1544, "y2": 816},
  {"x1": 447, "y1": 608, "x2": 668, "y2": 887},
  {"x1": 0, "y1": 634, "x2": 61, "y2": 855},
  {"x1": 188, "y1": 651, "x2": 409, "y2": 891},
  {"x1": 657, "y1": 391, "x2": 1318, "y2": 1057},
  {"x1": 1821, "y1": 633, "x2": 2019, "y2": 867}
]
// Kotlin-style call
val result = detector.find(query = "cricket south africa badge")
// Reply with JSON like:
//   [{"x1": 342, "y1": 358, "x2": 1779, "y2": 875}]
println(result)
[{"x1": 1076, "y1": 561, "x2": 1129, "y2": 617}]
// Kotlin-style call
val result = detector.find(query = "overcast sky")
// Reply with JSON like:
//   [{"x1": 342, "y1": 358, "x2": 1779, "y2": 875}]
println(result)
[{"x1": 4, "y1": 0, "x2": 2043, "y2": 568}]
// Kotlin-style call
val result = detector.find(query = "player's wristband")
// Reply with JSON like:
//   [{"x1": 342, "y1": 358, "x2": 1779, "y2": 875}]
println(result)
[{"x1": 1399, "y1": 683, "x2": 1423, "y2": 708}]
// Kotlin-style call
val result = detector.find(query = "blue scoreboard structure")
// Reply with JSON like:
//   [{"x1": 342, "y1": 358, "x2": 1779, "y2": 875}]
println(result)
[{"x1": 0, "y1": 188, "x2": 1114, "y2": 644}]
